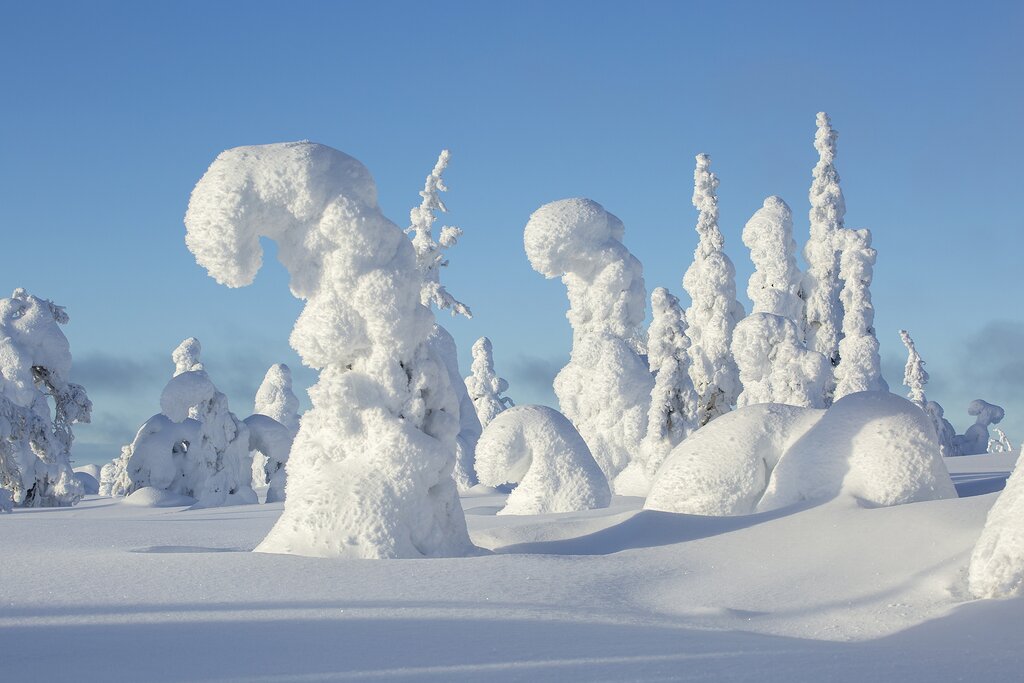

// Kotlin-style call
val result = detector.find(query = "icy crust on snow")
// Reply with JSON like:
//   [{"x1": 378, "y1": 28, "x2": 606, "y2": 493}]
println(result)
[
  {"x1": 645, "y1": 404, "x2": 823, "y2": 516},
  {"x1": 524, "y1": 198, "x2": 652, "y2": 492},
  {"x1": 245, "y1": 414, "x2": 294, "y2": 503},
  {"x1": 185, "y1": 141, "x2": 471, "y2": 558},
  {"x1": 475, "y1": 405, "x2": 610, "y2": 515},
  {"x1": 647, "y1": 393, "x2": 956, "y2": 516},
  {"x1": 760, "y1": 392, "x2": 957, "y2": 511},
  {"x1": 969, "y1": 454, "x2": 1024, "y2": 598}
]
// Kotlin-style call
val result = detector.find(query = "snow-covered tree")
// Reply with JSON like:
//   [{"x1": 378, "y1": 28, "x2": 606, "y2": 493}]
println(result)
[
  {"x1": 683, "y1": 154, "x2": 744, "y2": 426},
  {"x1": 954, "y1": 400, "x2": 1005, "y2": 456},
  {"x1": 732, "y1": 199, "x2": 830, "y2": 408},
  {"x1": 251, "y1": 363, "x2": 300, "y2": 495},
  {"x1": 803, "y1": 112, "x2": 846, "y2": 392},
  {"x1": 988, "y1": 428, "x2": 1013, "y2": 454},
  {"x1": 101, "y1": 339, "x2": 256, "y2": 507},
  {"x1": 245, "y1": 413, "x2": 293, "y2": 503},
  {"x1": 465, "y1": 337, "x2": 513, "y2": 428},
  {"x1": 524, "y1": 198, "x2": 653, "y2": 494},
  {"x1": 254, "y1": 364, "x2": 300, "y2": 434},
  {"x1": 428, "y1": 325, "x2": 482, "y2": 490},
  {"x1": 899, "y1": 330, "x2": 955, "y2": 457},
  {"x1": 629, "y1": 288, "x2": 698, "y2": 490},
  {"x1": 833, "y1": 228, "x2": 887, "y2": 399},
  {"x1": 969, "y1": 447, "x2": 1024, "y2": 598},
  {"x1": 185, "y1": 141, "x2": 472, "y2": 558},
  {"x1": 0, "y1": 289, "x2": 91, "y2": 507}
]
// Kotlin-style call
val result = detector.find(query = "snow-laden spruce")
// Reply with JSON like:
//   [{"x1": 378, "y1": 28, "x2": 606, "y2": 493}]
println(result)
[
  {"x1": 245, "y1": 413, "x2": 293, "y2": 503},
  {"x1": 732, "y1": 197, "x2": 830, "y2": 408},
  {"x1": 954, "y1": 400, "x2": 1005, "y2": 456},
  {"x1": 0, "y1": 289, "x2": 91, "y2": 507},
  {"x1": 683, "y1": 154, "x2": 744, "y2": 426},
  {"x1": 409, "y1": 150, "x2": 481, "y2": 490},
  {"x1": 184, "y1": 141, "x2": 472, "y2": 558},
  {"x1": 969, "y1": 451, "x2": 1024, "y2": 597},
  {"x1": 833, "y1": 229, "x2": 887, "y2": 399},
  {"x1": 475, "y1": 405, "x2": 610, "y2": 515},
  {"x1": 620, "y1": 288, "x2": 697, "y2": 495},
  {"x1": 803, "y1": 112, "x2": 846, "y2": 393},
  {"x1": 524, "y1": 198, "x2": 653, "y2": 494},
  {"x1": 254, "y1": 364, "x2": 300, "y2": 434},
  {"x1": 102, "y1": 338, "x2": 257, "y2": 507},
  {"x1": 465, "y1": 337, "x2": 513, "y2": 428},
  {"x1": 899, "y1": 330, "x2": 955, "y2": 457}
]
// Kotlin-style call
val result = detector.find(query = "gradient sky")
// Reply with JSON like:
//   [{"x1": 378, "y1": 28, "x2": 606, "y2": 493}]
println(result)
[{"x1": 2, "y1": 0, "x2": 1022, "y2": 464}]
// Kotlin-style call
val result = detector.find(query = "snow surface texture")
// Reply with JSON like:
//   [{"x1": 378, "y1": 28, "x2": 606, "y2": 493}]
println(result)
[
  {"x1": 465, "y1": 337, "x2": 514, "y2": 429},
  {"x1": 834, "y1": 228, "x2": 887, "y2": 399},
  {"x1": 646, "y1": 392, "x2": 956, "y2": 515},
  {"x1": 623, "y1": 288, "x2": 697, "y2": 495},
  {"x1": 969, "y1": 448, "x2": 1024, "y2": 597},
  {"x1": 475, "y1": 405, "x2": 610, "y2": 515},
  {"x1": 245, "y1": 413, "x2": 293, "y2": 503},
  {"x1": 524, "y1": 198, "x2": 653, "y2": 495},
  {"x1": 429, "y1": 324, "x2": 482, "y2": 490},
  {"x1": 184, "y1": 141, "x2": 472, "y2": 558},
  {"x1": 683, "y1": 154, "x2": 744, "y2": 427},
  {"x1": 803, "y1": 112, "x2": 845, "y2": 399},
  {"x1": 102, "y1": 339, "x2": 256, "y2": 507},
  {"x1": 732, "y1": 313, "x2": 830, "y2": 408},
  {"x1": 0, "y1": 289, "x2": 90, "y2": 507},
  {"x1": 899, "y1": 329, "x2": 955, "y2": 457},
  {"x1": 954, "y1": 399, "x2": 1005, "y2": 457}
]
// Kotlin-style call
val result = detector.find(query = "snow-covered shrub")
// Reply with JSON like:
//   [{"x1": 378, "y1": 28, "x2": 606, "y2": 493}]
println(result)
[
  {"x1": 644, "y1": 404, "x2": 823, "y2": 516},
  {"x1": 524, "y1": 198, "x2": 653, "y2": 493},
  {"x1": 683, "y1": 154, "x2": 744, "y2": 426},
  {"x1": 465, "y1": 337, "x2": 513, "y2": 428},
  {"x1": 759, "y1": 392, "x2": 957, "y2": 511},
  {"x1": 803, "y1": 113, "x2": 846, "y2": 394},
  {"x1": 620, "y1": 288, "x2": 697, "y2": 495},
  {"x1": 185, "y1": 141, "x2": 472, "y2": 558},
  {"x1": 0, "y1": 289, "x2": 91, "y2": 507},
  {"x1": 954, "y1": 400, "x2": 1005, "y2": 456},
  {"x1": 475, "y1": 405, "x2": 610, "y2": 515},
  {"x1": 732, "y1": 314, "x2": 830, "y2": 408},
  {"x1": 107, "y1": 339, "x2": 256, "y2": 508},
  {"x1": 968, "y1": 452, "x2": 1024, "y2": 598},
  {"x1": 245, "y1": 413, "x2": 293, "y2": 503},
  {"x1": 899, "y1": 329, "x2": 955, "y2": 457},
  {"x1": 988, "y1": 428, "x2": 1012, "y2": 454},
  {"x1": 833, "y1": 229, "x2": 887, "y2": 399}
]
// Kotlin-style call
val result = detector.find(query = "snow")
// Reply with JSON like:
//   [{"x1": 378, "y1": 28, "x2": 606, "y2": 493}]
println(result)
[
  {"x1": 833, "y1": 228, "x2": 887, "y2": 399},
  {"x1": 475, "y1": 405, "x2": 610, "y2": 515},
  {"x1": 244, "y1": 413, "x2": 293, "y2": 503},
  {"x1": 253, "y1": 363, "x2": 300, "y2": 434},
  {"x1": 428, "y1": 324, "x2": 482, "y2": 490},
  {"x1": 524, "y1": 198, "x2": 652, "y2": 493},
  {"x1": 954, "y1": 399, "x2": 1005, "y2": 456},
  {"x1": 73, "y1": 471, "x2": 100, "y2": 494},
  {"x1": 185, "y1": 141, "x2": 471, "y2": 558},
  {"x1": 732, "y1": 312, "x2": 830, "y2": 408},
  {"x1": 969, "y1": 448, "x2": 1024, "y2": 597},
  {"x1": 123, "y1": 486, "x2": 196, "y2": 508},
  {"x1": 465, "y1": 336, "x2": 514, "y2": 429}
]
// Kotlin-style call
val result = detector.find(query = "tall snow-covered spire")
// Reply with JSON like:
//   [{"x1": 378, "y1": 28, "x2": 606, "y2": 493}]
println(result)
[
  {"x1": 254, "y1": 363, "x2": 300, "y2": 435},
  {"x1": 407, "y1": 149, "x2": 471, "y2": 318},
  {"x1": 833, "y1": 228, "x2": 887, "y2": 399},
  {"x1": 683, "y1": 154, "x2": 744, "y2": 426},
  {"x1": 803, "y1": 112, "x2": 846, "y2": 386}
]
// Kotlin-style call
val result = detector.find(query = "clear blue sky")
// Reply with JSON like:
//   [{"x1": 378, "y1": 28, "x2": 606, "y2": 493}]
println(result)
[{"x1": 2, "y1": 0, "x2": 1022, "y2": 464}]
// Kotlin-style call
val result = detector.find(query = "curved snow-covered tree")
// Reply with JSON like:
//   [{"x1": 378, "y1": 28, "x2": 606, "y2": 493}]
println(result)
[
  {"x1": 624, "y1": 288, "x2": 697, "y2": 493},
  {"x1": 184, "y1": 141, "x2": 472, "y2": 558},
  {"x1": 742, "y1": 196, "x2": 804, "y2": 326},
  {"x1": 899, "y1": 330, "x2": 955, "y2": 457},
  {"x1": 524, "y1": 198, "x2": 653, "y2": 493},
  {"x1": 803, "y1": 112, "x2": 846, "y2": 392},
  {"x1": 954, "y1": 399, "x2": 1005, "y2": 456},
  {"x1": 968, "y1": 451, "x2": 1024, "y2": 598},
  {"x1": 833, "y1": 228, "x2": 887, "y2": 399},
  {"x1": 102, "y1": 339, "x2": 256, "y2": 507},
  {"x1": 475, "y1": 405, "x2": 610, "y2": 515},
  {"x1": 0, "y1": 289, "x2": 91, "y2": 507},
  {"x1": 254, "y1": 364, "x2": 300, "y2": 434},
  {"x1": 683, "y1": 154, "x2": 744, "y2": 426},
  {"x1": 465, "y1": 337, "x2": 513, "y2": 428}
]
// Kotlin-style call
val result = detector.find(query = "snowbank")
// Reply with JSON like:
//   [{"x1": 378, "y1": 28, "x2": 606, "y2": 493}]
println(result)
[
  {"x1": 123, "y1": 486, "x2": 196, "y2": 508},
  {"x1": 968, "y1": 455, "x2": 1024, "y2": 598},
  {"x1": 476, "y1": 405, "x2": 610, "y2": 515}
]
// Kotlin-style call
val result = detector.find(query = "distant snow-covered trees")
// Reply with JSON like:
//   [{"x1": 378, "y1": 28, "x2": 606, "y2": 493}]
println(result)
[
  {"x1": 954, "y1": 400, "x2": 1005, "y2": 456},
  {"x1": 465, "y1": 337, "x2": 513, "y2": 428},
  {"x1": 0, "y1": 289, "x2": 91, "y2": 507},
  {"x1": 899, "y1": 330, "x2": 955, "y2": 457},
  {"x1": 684, "y1": 154, "x2": 744, "y2": 426},
  {"x1": 833, "y1": 229, "x2": 886, "y2": 399},
  {"x1": 185, "y1": 141, "x2": 472, "y2": 558},
  {"x1": 254, "y1": 364, "x2": 300, "y2": 434},
  {"x1": 524, "y1": 198, "x2": 653, "y2": 494},
  {"x1": 251, "y1": 363, "x2": 300, "y2": 500},
  {"x1": 969, "y1": 446, "x2": 1024, "y2": 597},
  {"x1": 988, "y1": 428, "x2": 1012, "y2": 454}
]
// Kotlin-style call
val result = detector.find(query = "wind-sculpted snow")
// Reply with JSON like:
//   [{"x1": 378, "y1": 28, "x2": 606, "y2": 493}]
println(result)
[
  {"x1": 185, "y1": 141, "x2": 472, "y2": 558},
  {"x1": 969, "y1": 452, "x2": 1024, "y2": 598},
  {"x1": 647, "y1": 393, "x2": 956, "y2": 516},
  {"x1": 524, "y1": 198, "x2": 652, "y2": 493},
  {"x1": 475, "y1": 405, "x2": 610, "y2": 515}
]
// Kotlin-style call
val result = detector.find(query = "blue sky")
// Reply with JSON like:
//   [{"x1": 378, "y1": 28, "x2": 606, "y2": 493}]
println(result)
[{"x1": 1, "y1": 0, "x2": 1022, "y2": 464}]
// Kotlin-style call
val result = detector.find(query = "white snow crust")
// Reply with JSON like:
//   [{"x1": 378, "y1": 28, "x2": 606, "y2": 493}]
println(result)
[{"x1": 475, "y1": 405, "x2": 610, "y2": 515}]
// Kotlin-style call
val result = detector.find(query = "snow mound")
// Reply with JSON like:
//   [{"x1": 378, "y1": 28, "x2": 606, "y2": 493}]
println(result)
[
  {"x1": 475, "y1": 405, "x2": 610, "y2": 515},
  {"x1": 644, "y1": 404, "x2": 824, "y2": 516},
  {"x1": 73, "y1": 471, "x2": 100, "y2": 495},
  {"x1": 760, "y1": 392, "x2": 957, "y2": 511},
  {"x1": 968, "y1": 456, "x2": 1024, "y2": 598},
  {"x1": 74, "y1": 464, "x2": 102, "y2": 480},
  {"x1": 123, "y1": 487, "x2": 196, "y2": 508}
]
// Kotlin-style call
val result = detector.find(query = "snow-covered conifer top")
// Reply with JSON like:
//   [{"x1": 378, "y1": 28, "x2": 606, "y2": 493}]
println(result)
[
  {"x1": 0, "y1": 289, "x2": 74, "y2": 406},
  {"x1": 741, "y1": 196, "x2": 802, "y2": 322},
  {"x1": 172, "y1": 337, "x2": 203, "y2": 376}
]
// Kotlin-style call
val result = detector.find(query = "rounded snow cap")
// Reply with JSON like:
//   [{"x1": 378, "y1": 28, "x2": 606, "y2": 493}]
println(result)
[
  {"x1": 524, "y1": 198, "x2": 625, "y2": 278},
  {"x1": 969, "y1": 399, "x2": 1004, "y2": 425}
]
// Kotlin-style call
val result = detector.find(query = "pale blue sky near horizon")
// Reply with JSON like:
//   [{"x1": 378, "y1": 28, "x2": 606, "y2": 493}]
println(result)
[{"x1": 1, "y1": 0, "x2": 1022, "y2": 465}]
